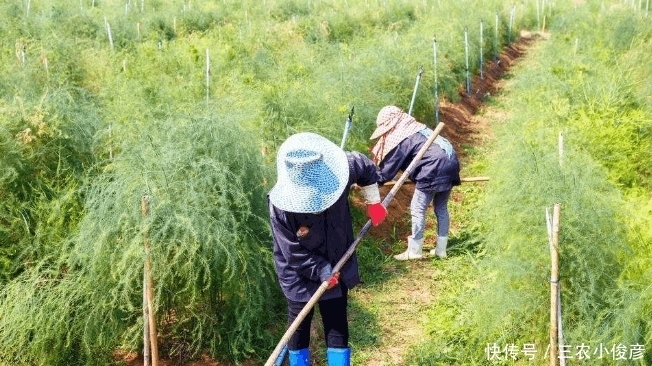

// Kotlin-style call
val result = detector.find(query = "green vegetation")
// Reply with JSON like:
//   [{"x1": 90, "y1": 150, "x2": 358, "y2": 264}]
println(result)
[
  {"x1": 0, "y1": 0, "x2": 536, "y2": 363},
  {"x1": 1, "y1": 0, "x2": 651, "y2": 364},
  {"x1": 408, "y1": 2, "x2": 652, "y2": 365}
]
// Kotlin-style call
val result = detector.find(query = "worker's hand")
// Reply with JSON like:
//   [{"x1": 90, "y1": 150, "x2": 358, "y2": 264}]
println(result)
[
  {"x1": 367, "y1": 203, "x2": 387, "y2": 226},
  {"x1": 327, "y1": 272, "x2": 340, "y2": 290}
]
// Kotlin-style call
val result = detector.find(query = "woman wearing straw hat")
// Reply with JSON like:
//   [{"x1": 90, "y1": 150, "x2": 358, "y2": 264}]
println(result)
[
  {"x1": 268, "y1": 132, "x2": 387, "y2": 366},
  {"x1": 370, "y1": 105, "x2": 461, "y2": 260}
]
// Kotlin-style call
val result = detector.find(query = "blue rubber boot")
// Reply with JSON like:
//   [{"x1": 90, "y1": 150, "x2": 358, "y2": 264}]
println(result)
[
  {"x1": 327, "y1": 347, "x2": 351, "y2": 366},
  {"x1": 288, "y1": 348, "x2": 310, "y2": 366}
]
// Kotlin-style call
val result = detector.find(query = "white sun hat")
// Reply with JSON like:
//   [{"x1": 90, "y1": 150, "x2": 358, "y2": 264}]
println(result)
[{"x1": 269, "y1": 132, "x2": 350, "y2": 213}]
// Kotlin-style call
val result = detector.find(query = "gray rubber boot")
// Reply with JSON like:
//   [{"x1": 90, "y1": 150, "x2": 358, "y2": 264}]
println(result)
[
  {"x1": 394, "y1": 236, "x2": 423, "y2": 260},
  {"x1": 430, "y1": 236, "x2": 448, "y2": 258}
]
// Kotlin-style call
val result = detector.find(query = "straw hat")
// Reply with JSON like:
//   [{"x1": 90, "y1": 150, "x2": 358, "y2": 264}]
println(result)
[{"x1": 269, "y1": 132, "x2": 349, "y2": 213}]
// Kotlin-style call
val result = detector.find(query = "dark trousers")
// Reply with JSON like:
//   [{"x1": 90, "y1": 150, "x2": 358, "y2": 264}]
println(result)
[{"x1": 286, "y1": 286, "x2": 349, "y2": 350}]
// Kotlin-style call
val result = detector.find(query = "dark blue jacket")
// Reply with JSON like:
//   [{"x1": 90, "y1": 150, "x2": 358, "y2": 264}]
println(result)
[
  {"x1": 377, "y1": 132, "x2": 461, "y2": 192},
  {"x1": 269, "y1": 151, "x2": 380, "y2": 302}
]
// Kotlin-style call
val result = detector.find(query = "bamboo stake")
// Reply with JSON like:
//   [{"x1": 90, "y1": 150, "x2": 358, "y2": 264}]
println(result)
[
  {"x1": 558, "y1": 286, "x2": 565, "y2": 366},
  {"x1": 479, "y1": 20, "x2": 484, "y2": 80},
  {"x1": 143, "y1": 268, "x2": 150, "y2": 366},
  {"x1": 42, "y1": 56, "x2": 49, "y2": 77},
  {"x1": 340, "y1": 106, "x2": 354, "y2": 149},
  {"x1": 554, "y1": 203, "x2": 564, "y2": 366},
  {"x1": 558, "y1": 132, "x2": 564, "y2": 167},
  {"x1": 18, "y1": 44, "x2": 26, "y2": 67},
  {"x1": 141, "y1": 196, "x2": 159, "y2": 366},
  {"x1": 546, "y1": 206, "x2": 565, "y2": 366},
  {"x1": 265, "y1": 123, "x2": 447, "y2": 366},
  {"x1": 433, "y1": 36, "x2": 440, "y2": 124},
  {"x1": 108, "y1": 124, "x2": 113, "y2": 161},
  {"x1": 548, "y1": 203, "x2": 561, "y2": 366},
  {"x1": 105, "y1": 17, "x2": 114, "y2": 51},
  {"x1": 205, "y1": 49, "x2": 210, "y2": 103},
  {"x1": 509, "y1": 6, "x2": 515, "y2": 43},
  {"x1": 408, "y1": 66, "x2": 423, "y2": 116},
  {"x1": 494, "y1": 13, "x2": 499, "y2": 63},
  {"x1": 464, "y1": 27, "x2": 470, "y2": 96}
]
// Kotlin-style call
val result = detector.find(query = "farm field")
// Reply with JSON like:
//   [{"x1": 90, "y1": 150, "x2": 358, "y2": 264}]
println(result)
[{"x1": 1, "y1": 0, "x2": 651, "y2": 365}]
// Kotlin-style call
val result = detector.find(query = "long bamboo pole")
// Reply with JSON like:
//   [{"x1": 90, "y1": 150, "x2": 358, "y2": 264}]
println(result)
[
  {"x1": 461, "y1": 176, "x2": 489, "y2": 182},
  {"x1": 141, "y1": 196, "x2": 159, "y2": 366},
  {"x1": 383, "y1": 176, "x2": 489, "y2": 186},
  {"x1": 264, "y1": 123, "x2": 447, "y2": 366}
]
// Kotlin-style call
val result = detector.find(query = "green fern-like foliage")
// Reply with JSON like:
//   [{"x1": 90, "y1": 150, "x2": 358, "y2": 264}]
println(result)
[
  {"x1": 409, "y1": 3, "x2": 652, "y2": 365},
  {"x1": 0, "y1": 89, "x2": 100, "y2": 282},
  {"x1": 0, "y1": 112, "x2": 282, "y2": 364}
]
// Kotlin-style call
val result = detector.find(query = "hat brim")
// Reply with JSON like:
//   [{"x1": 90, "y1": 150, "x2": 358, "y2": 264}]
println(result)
[
  {"x1": 269, "y1": 133, "x2": 349, "y2": 213},
  {"x1": 370, "y1": 123, "x2": 396, "y2": 140}
]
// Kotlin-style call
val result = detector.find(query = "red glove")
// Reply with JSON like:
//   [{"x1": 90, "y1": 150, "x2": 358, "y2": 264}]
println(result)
[
  {"x1": 367, "y1": 203, "x2": 387, "y2": 226},
  {"x1": 327, "y1": 272, "x2": 340, "y2": 289}
]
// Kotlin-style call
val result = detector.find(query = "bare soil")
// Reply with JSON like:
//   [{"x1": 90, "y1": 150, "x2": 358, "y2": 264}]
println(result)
[{"x1": 122, "y1": 32, "x2": 538, "y2": 366}]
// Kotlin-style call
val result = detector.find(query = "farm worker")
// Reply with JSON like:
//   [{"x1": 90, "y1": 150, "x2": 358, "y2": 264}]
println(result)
[
  {"x1": 268, "y1": 132, "x2": 387, "y2": 366},
  {"x1": 370, "y1": 105, "x2": 461, "y2": 260}
]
